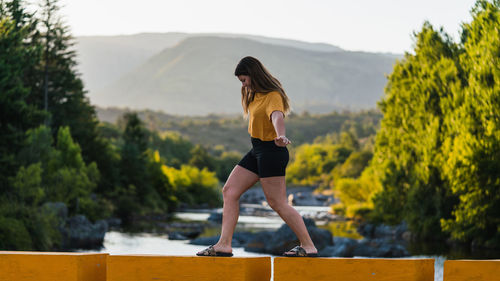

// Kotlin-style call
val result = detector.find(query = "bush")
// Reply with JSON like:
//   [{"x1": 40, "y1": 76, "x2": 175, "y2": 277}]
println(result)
[{"x1": 0, "y1": 216, "x2": 33, "y2": 250}]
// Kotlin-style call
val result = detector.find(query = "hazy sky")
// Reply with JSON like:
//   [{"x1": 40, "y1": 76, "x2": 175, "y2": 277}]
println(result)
[{"x1": 57, "y1": 0, "x2": 477, "y2": 54}]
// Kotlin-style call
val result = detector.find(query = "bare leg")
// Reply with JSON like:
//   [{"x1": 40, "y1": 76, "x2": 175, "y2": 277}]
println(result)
[
  {"x1": 260, "y1": 176, "x2": 317, "y2": 254},
  {"x1": 196, "y1": 165, "x2": 259, "y2": 254}
]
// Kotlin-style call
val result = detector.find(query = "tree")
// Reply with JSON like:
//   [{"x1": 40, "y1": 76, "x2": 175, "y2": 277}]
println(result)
[
  {"x1": 17, "y1": 126, "x2": 100, "y2": 214},
  {"x1": 370, "y1": 0, "x2": 500, "y2": 246},
  {"x1": 118, "y1": 112, "x2": 164, "y2": 213},
  {"x1": 440, "y1": 0, "x2": 500, "y2": 246},
  {"x1": 26, "y1": 0, "x2": 116, "y2": 197},
  {"x1": 370, "y1": 21, "x2": 462, "y2": 236},
  {"x1": 189, "y1": 144, "x2": 217, "y2": 172},
  {"x1": 287, "y1": 143, "x2": 352, "y2": 186},
  {"x1": 0, "y1": 0, "x2": 45, "y2": 187}
]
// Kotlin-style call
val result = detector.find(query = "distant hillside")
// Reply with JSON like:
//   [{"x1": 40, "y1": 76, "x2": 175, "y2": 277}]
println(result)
[
  {"x1": 75, "y1": 32, "x2": 346, "y2": 95},
  {"x1": 96, "y1": 106, "x2": 382, "y2": 155},
  {"x1": 76, "y1": 33, "x2": 189, "y2": 93},
  {"x1": 89, "y1": 36, "x2": 398, "y2": 115}
]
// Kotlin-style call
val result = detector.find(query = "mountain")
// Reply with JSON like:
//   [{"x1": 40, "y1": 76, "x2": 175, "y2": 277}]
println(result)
[
  {"x1": 86, "y1": 35, "x2": 398, "y2": 115},
  {"x1": 75, "y1": 33, "x2": 189, "y2": 93},
  {"x1": 75, "y1": 32, "x2": 346, "y2": 95}
]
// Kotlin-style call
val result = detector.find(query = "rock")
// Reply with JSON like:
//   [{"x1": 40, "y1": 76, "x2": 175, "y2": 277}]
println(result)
[
  {"x1": 288, "y1": 191, "x2": 335, "y2": 206},
  {"x1": 41, "y1": 202, "x2": 107, "y2": 250},
  {"x1": 357, "y1": 221, "x2": 410, "y2": 241},
  {"x1": 233, "y1": 231, "x2": 255, "y2": 245},
  {"x1": 182, "y1": 230, "x2": 203, "y2": 239},
  {"x1": 373, "y1": 224, "x2": 393, "y2": 239},
  {"x1": 189, "y1": 232, "x2": 253, "y2": 247},
  {"x1": 352, "y1": 238, "x2": 409, "y2": 257},
  {"x1": 239, "y1": 204, "x2": 276, "y2": 216},
  {"x1": 189, "y1": 236, "x2": 220, "y2": 246},
  {"x1": 240, "y1": 187, "x2": 335, "y2": 206},
  {"x1": 319, "y1": 237, "x2": 359, "y2": 257},
  {"x1": 244, "y1": 217, "x2": 333, "y2": 255},
  {"x1": 168, "y1": 229, "x2": 201, "y2": 240},
  {"x1": 207, "y1": 211, "x2": 223, "y2": 223},
  {"x1": 62, "y1": 215, "x2": 108, "y2": 249},
  {"x1": 357, "y1": 223, "x2": 375, "y2": 238},
  {"x1": 244, "y1": 231, "x2": 275, "y2": 253},
  {"x1": 168, "y1": 232, "x2": 188, "y2": 240},
  {"x1": 240, "y1": 188, "x2": 267, "y2": 204},
  {"x1": 106, "y1": 217, "x2": 122, "y2": 228}
]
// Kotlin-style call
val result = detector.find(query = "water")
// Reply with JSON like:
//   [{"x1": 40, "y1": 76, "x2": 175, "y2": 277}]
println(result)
[{"x1": 80, "y1": 210, "x2": 450, "y2": 281}]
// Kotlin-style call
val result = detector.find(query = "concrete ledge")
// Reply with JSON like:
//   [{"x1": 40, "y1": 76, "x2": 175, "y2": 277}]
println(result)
[
  {"x1": 274, "y1": 257, "x2": 434, "y2": 281},
  {"x1": 0, "y1": 251, "x2": 107, "y2": 281},
  {"x1": 443, "y1": 260, "x2": 500, "y2": 281},
  {"x1": 107, "y1": 255, "x2": 271, "y2": 281}
]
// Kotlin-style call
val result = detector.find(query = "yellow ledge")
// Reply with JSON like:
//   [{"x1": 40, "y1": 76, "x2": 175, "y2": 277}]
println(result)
[
  {"x1": 444, "y1": 260, "x2": 500, "y2": 281},
  {"x1": 0, "y1": 251, "x2": 107, "y2": 281},
  {"x1": 274, "y1": 257, "x2": 434, "y2": 281},
  {"x1": 4, "y1": 252, "x2": 500, "y2": 281},
  {"x1": 107, "y1": 255, "x2": 271, "y2": 281}
]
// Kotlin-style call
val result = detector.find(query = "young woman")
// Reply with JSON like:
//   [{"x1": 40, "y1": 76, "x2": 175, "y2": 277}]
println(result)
[{"x1": 196, "y1": 56, "x2": 318, "y2": 257}]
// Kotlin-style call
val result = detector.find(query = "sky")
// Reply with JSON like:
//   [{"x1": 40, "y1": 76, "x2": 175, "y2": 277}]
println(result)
[{"x1": 55, "y1": 0, "x2": 477, "y2": 54}]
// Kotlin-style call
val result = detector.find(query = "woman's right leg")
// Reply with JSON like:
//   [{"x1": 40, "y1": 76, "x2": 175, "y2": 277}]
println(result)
[{"x1": 197, "y1": 165, "x2": 259, "y2": 254}]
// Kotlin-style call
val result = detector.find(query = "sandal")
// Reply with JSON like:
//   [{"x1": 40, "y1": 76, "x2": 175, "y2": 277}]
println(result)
[
  {"x1": 196, "y1": 245, "x2": 233, "y2": 257},
  {"x1": 283, "y1": 246, "x2": 318, "y2": 257}
]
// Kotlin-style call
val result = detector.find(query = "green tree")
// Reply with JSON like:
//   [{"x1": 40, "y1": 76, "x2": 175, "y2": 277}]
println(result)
[
  {"x1": 10, "y1": 163, "x2": 44, "y2": 206},
  {"x1": 189, "y1": 144, "x2": 217, "y2": 172},
  {"x1": 371, "y1": 21, "x2": 461, "y2": 236},
  {"x1": 148, "y1": 150, "x2": 177, "y2": 212},
  {"x1": 287, "y1": 143, "x2": 352, "y2": 186},
  {"x1": 118, "y1": 112, "x2": 164, "y2": 216},
  {"x1": 119, "y1": 112, "x2": 150, "y2": 200},
  {"x1": 333, "y1": 167, "x2": 382, "y2": 218},
  {"x1": 336, "y1": 150, "x2": 373, "y2": 179},
  {"x1": 440, "y1": 0, "x2": 500, "y2": 246},
  {"x1": 151, "y1": 130, "x2": 193, "y2": 168},
  {"x1": 162, "y1": 164, "x2": 222, "y2": 207},
  {"x1": 17, "y1": 126, "x2": 100, "y2": 214},
  {"x1": 27, "y1": 0, "x2": 117, "y2": 198},
  {"x1": 0, "y1": 0, "x2": 44, "y2": 187},
  {"x1": 370, "y1": 0, "x2": 500, "y2": 246},
  {"x1": 214, "y1": 151, "x2": 242, "y2": 182}
]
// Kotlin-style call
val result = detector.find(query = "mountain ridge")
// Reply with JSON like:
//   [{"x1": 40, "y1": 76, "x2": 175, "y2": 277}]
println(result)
[{"x1": 75, "y1": 32, "x2": 401, "y2": 115}]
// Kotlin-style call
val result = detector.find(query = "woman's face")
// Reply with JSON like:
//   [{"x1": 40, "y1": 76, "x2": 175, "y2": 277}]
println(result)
[{"x1": 237, "y1": 75, "x2": 251, "y2": 89}]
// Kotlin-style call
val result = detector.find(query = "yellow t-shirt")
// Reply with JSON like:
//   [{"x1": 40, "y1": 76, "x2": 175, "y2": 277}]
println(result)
[{"x1": 247, "y1": 91, "x2": 286, "y2": 141}]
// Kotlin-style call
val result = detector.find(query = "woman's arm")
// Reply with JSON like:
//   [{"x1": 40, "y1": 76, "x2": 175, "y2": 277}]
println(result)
[{"x1": 271, "y1": 111, "x2": 291, "y2": 146}]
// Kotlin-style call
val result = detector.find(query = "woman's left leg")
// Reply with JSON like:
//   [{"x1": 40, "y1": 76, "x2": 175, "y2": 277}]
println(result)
[{"x1": 260, "y1": 176, "x2": 317, "y2": 254}]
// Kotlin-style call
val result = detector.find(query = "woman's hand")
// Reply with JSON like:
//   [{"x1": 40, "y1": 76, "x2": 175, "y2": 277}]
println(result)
[{"x1": 274, "y1": 135, "x2": 291, "y2": 147}]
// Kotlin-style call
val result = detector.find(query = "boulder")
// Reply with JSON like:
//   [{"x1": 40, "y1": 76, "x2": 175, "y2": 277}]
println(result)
[
  {"x1": 168, "y1": 229, "x2": 202, "y2": 240},
  {"x1": 319, "y1": 237, "x2": 359, "y2": 257},
  {"x1": 62, "y1": 215, "x2": 108, "y2": 249},
  {"x1": 106, "y1": 217, "x2": 122, "y2": 228},
  {"x1": 168, "y1": 232, "x2": 188, "y2": 240},
  {"x1": 352, "y1": 238, "x2": 409, "y2": 257},
  {"x1": 189, "y1": 231, "x2": 256, "y2": 248},
  {"x1": 243, "y1": 231, "x2": 275, "y2": 253},
  {"x1": 207, "y1": 211, "x2": 223, "y2": 223},
  {"x1": 41, "y1": 202, "x2": 107, "y2": 250},
  {"x1": 189, "y1": 236, "x2": 220, "y2": 246},
  {"x1": 244, "y1": 217, "x2": 333, "y2": 255},
  {"x1": 357, "y1": 221, "x2": 409, "y2": 241}
]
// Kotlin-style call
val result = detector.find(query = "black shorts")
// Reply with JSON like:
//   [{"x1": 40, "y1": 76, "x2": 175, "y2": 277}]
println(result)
[{"x1": 237, "y1": 137, "x2": 289, "y2": 178}]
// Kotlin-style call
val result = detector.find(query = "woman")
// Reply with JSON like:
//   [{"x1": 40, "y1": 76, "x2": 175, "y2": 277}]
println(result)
[{"x1": 196, "y1": 56, "x2": 318, "y2": 257}]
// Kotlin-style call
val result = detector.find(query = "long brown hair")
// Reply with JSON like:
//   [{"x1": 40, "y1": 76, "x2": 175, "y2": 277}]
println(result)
[{"x1": 234, "y1": 56, "x2": 291, "y2": 118}]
